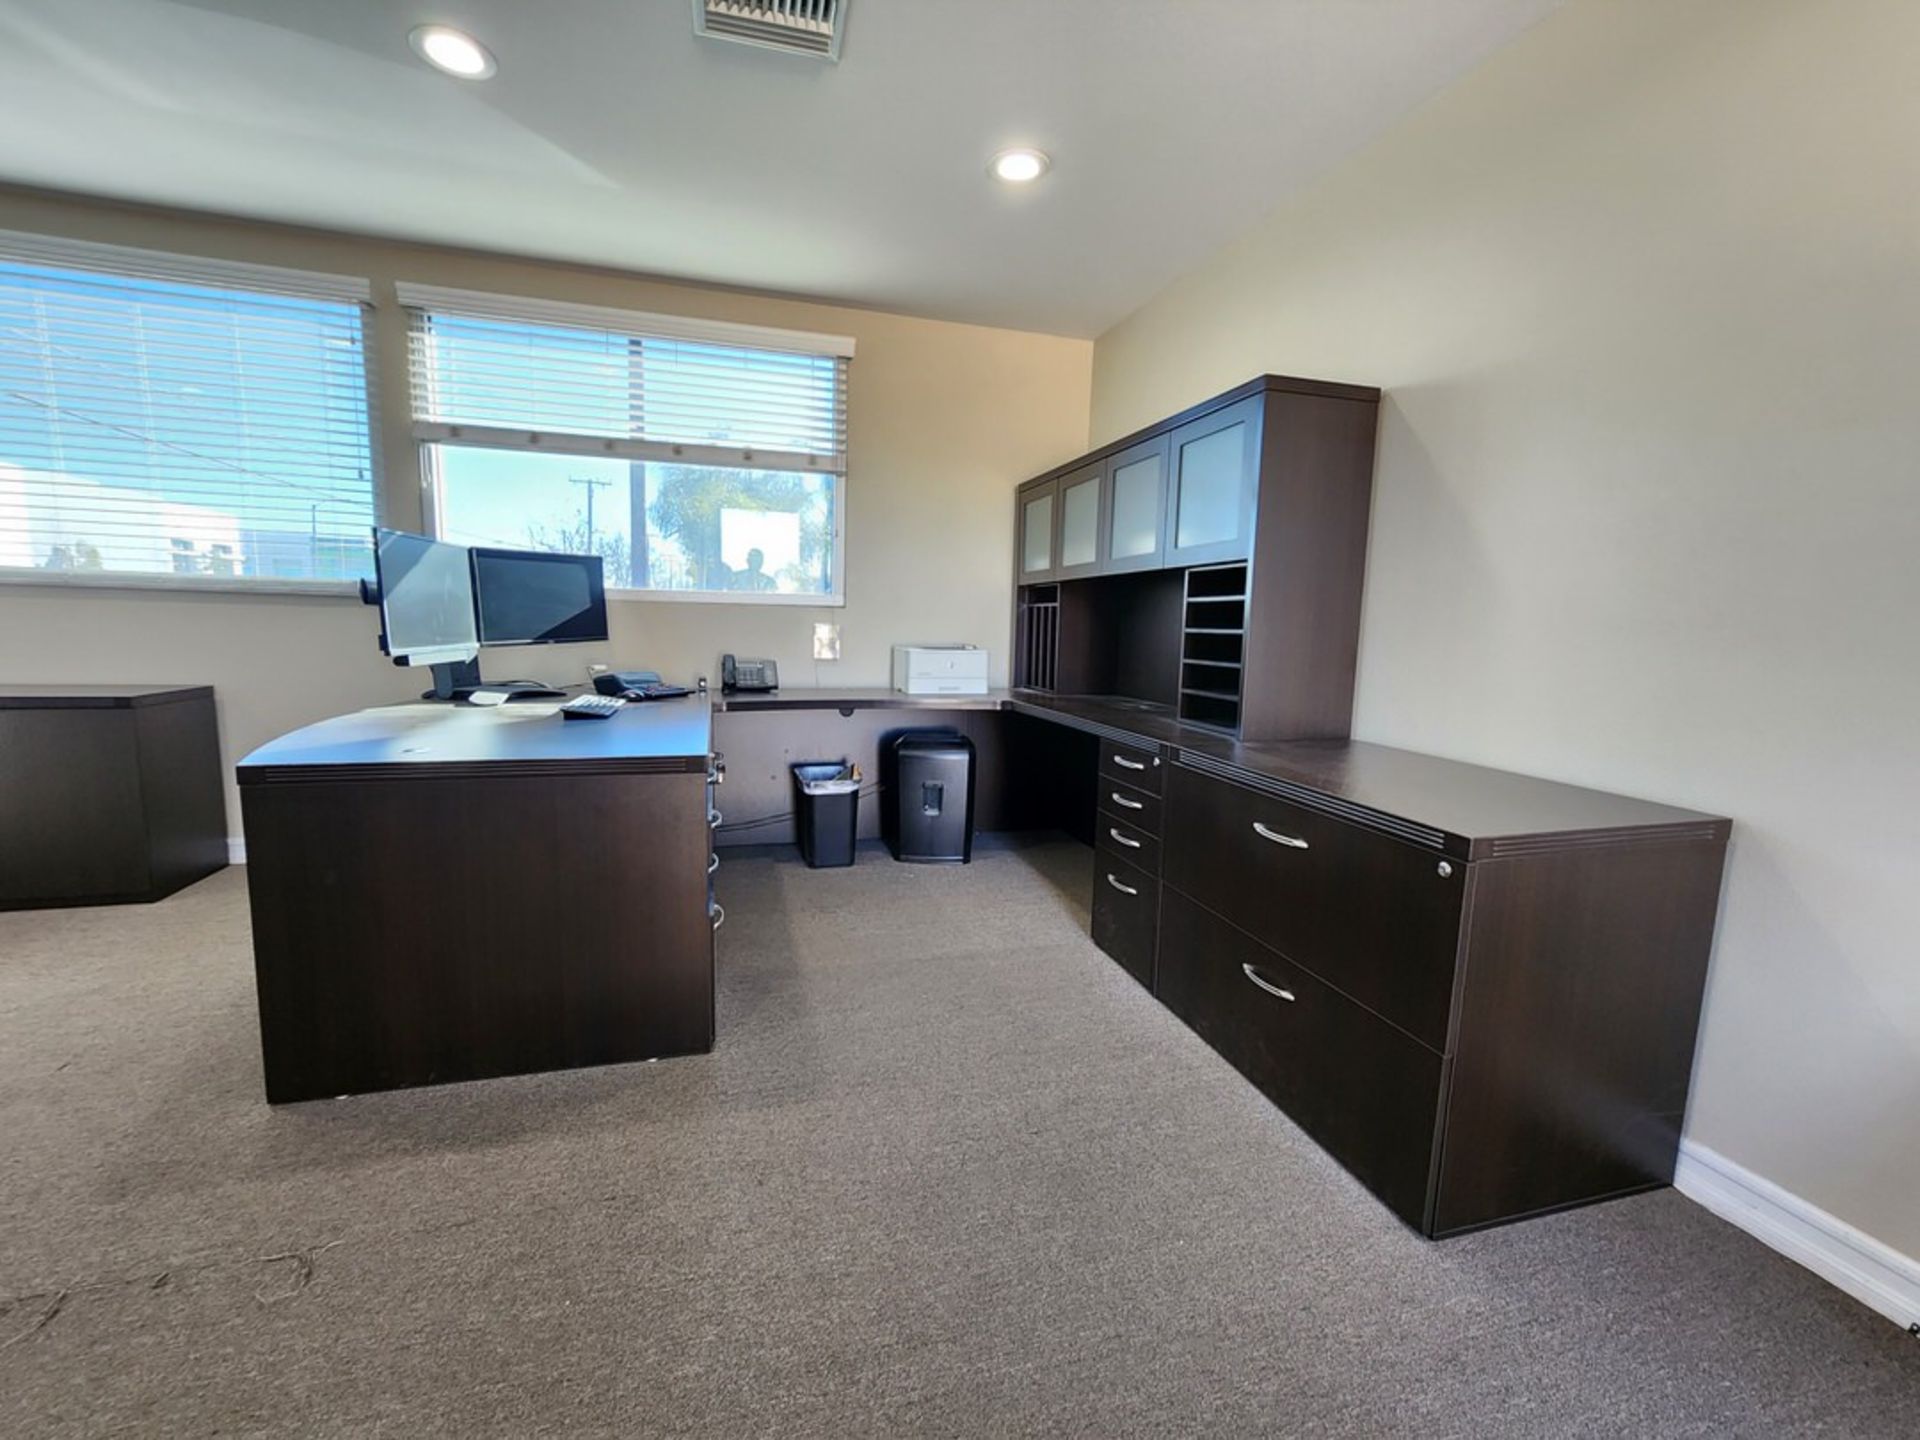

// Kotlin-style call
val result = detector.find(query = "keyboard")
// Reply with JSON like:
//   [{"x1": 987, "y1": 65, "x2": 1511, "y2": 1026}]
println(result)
[
  {"x1": 560, "y1": 694, "x2": 627, "y2": 720},
  {"x1": 623, "y1": 682, "x2": 693, "y2": 701}
]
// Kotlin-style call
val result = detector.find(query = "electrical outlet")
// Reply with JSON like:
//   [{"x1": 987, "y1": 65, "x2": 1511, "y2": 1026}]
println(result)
[{"x1": 812, "y1": 622, "x2": 841, "y2": 661}]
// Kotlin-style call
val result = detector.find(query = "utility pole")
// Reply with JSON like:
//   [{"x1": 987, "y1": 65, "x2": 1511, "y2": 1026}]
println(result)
[{"x1": 568, "y1": 474, "x2": 612, "y2": 551}]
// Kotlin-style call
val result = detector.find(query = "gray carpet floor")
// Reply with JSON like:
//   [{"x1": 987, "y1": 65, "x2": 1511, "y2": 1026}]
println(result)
[{"x1": 1, "y1": 836, "x2": 1913, "y2": 1437}]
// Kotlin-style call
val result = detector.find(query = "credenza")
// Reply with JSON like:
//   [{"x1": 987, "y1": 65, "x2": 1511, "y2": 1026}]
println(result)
[
  {"x1": 1013, "y1": 692, "x2": 1730, "y2": 1237},
  {"x1": 0, "y1": 684, "x2": 226, "y2": 910}
]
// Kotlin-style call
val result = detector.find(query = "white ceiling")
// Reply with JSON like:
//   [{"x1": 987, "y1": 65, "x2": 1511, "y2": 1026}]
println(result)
[{"x1": 0, "y1": 0, "x2": 1562, "y2": 336}]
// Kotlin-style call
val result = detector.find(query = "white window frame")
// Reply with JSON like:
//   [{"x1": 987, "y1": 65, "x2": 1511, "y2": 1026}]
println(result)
[
  {"x1": 0, "y1": 229, "x2": 379, "y2": 597},
  {"x1": 399, "y1": 283, "x2": 852, "y2": 607}
]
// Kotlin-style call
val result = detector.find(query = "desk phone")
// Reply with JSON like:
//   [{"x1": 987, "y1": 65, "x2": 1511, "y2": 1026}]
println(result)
[{"x1": 721, "y1": 655, "x2": 778, "y2": 692}]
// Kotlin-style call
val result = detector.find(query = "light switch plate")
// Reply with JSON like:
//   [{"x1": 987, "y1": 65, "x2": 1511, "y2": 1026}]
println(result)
[{"x1": 812, "y1": 622, "x2": 841, "y2": 661}]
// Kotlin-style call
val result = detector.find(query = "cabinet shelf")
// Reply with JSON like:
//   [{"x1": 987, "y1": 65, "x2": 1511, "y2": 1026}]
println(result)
[
  {"x1": 1178, "y1": 691, "x2": 1241, "y2": 731},
  {"x1": 1016, "y1": 584, "x2": 1060, "y2": 691},
  {"x1": 1178, "y1": 560, "x2": 1248, "y2": 732}
]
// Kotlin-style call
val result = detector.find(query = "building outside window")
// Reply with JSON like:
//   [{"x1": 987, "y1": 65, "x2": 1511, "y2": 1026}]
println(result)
[
  {"x1": 0, "y1": 232, "x2": 378, "y2": 587},
  {"x1": 401, "y1": 285, "x2": 853, "y2": 604}
]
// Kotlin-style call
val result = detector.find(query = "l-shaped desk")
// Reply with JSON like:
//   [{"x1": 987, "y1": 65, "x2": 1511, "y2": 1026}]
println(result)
[{"x1": 240, "y1": 684, "x2": 1727, "y2": 1237}]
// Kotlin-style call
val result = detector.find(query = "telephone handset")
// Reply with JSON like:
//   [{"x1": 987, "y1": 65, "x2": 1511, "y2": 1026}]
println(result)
[{"x1": 720, "y1": 654, "x2": 778, "y2": 693}]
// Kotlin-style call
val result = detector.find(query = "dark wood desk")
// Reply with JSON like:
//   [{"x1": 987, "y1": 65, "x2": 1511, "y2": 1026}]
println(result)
[
  {"x1": 238, "y1": 697, "x2": 717, "y2": 1103},
  {"x1": 0, "y1": 684, "x2": 226, "y2": 910}
]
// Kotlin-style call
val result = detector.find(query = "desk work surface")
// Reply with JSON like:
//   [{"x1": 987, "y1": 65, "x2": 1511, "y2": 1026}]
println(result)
[
  {"x1": 1008, "y1": 691, "x2": 1727, "y2": 853},
  {"x1": 238, "y1": 695, "x2": 713, "y2": 781}
]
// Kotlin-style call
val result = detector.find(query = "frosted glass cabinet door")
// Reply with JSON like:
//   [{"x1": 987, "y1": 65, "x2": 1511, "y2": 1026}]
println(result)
[
  {"x1": 1019, "y1": 479, "x2": 1057, "y2": 581},
  {"x1": 1056, "y1": 465, "x2": 1103, "y2": 578},
  {"x1": 1166, "y1": 395, "x2": 1260, "y2": 566},
  {"x1": 1103, "y1": 436, "x2": 1169, "y2": 573}
]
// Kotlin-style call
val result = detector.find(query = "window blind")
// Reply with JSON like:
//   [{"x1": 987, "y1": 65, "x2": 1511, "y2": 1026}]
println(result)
[
  {"x1": 0, "y1": 231, "x2": 377, "y2": 584},
  {"x1": 398, "y1": 283, "x2": 852, "y2": 474}
]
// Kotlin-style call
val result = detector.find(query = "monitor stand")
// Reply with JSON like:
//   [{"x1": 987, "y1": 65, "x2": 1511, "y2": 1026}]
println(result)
[{"x1": 422, "y1": 660, "x2": 565, "y2": 703}]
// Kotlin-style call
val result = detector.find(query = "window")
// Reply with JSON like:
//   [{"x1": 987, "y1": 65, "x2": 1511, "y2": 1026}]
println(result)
[
  {"x1": 0, "y1": 231, "x2": 377, "y2": 586},
  {"x1": 400, "y1": 284, "x2": 852, "y2": 603}
]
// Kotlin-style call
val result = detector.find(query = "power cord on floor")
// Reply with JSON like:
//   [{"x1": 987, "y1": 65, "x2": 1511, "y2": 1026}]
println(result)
[{"x1": 715, "y1": 783, "x2": 883, "y2": 834}]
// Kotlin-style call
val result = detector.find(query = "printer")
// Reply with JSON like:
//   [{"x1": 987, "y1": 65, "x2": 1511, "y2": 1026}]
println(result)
[{"x1": 891, "y1": 644, "x2": 990, "y2": 696}]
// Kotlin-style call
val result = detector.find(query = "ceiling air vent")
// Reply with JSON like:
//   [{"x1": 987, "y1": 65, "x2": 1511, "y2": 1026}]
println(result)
[{"x1": 695, "y1": 0, "x2": 847, "y2": 62}]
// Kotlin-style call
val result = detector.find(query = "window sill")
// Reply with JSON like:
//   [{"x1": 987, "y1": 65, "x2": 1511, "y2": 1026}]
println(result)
[
  {"x1": 607, "y1": 587, "x2": 846, "y2": 608},
  {"x1": 0, "y1": 570, "x2": 848, "y2": 607},
  {"x1": 0, "y1": 568, "x2": 363, "y2": 600}
]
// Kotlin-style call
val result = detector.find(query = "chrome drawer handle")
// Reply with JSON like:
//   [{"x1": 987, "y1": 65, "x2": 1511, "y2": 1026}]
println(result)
[
  {"x1": 1108, "y1": 826, "x2": 1142, "y2": 849},
  {"x1": 1242, "y1": 964, "x2": 1296, "y2": 1002},
  {"x1": 1112, "y1": 754, "x2": 1146, "y2": 771},
  {"x1": 708, "y1": 808, "x2": 723, "y2": 828},
  {"x1": 1252, "y1": 821, "x2": 1308, "y2": 850},
  {"x1": 710, "y1": 902, "x2": 725, "y2": 931},
  {"x1": 1109, "y1": 791, "x2": 1145, "y2": 811},
  {"x1": 1105, "y1": 872, "x2": 1139, "y2": 896},
  {"x1": 708, "y1": 852, "x2": 720, "y2": 875}
]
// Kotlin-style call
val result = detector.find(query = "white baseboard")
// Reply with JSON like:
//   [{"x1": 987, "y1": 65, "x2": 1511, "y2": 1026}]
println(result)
[
  {"x1": 1675, "y1": 1139, "x2": 1919, "y2": 1332},
  {"x1": 227, "y1": 837, "x2": 246, "y2": 865}
]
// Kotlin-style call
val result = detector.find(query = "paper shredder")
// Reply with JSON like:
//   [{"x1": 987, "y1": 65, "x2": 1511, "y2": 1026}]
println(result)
[{"x1": 883, "y1": 729, "x2": 975, "y2": 863}]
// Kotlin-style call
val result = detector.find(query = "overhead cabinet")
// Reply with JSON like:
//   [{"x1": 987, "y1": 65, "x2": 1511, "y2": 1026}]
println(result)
[
  {"x1": 1017, "y1": 476, "x2": 1058, "y2": 583},
  {"x1": 1102, "y1": 435, "x2": 1169, "y2": 573},
  {"x1": 1055, "y1": 463, "x2": 1105, "y2": 579},
  {"x1": 1165, "y1": 394, "x2": 1261, "y2": 567},
  {"x1": 1010, "y1": 375, "x2": 1380, "y2": 743}
]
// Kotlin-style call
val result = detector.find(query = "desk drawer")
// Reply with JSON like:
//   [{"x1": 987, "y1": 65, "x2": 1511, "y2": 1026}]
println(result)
[
  {"x1": 1097, "y1": 815, "x2": 1162, "y2": 875},
  {"x1": 1157, "y1": 891, "x2": 1444, "y2": 1230},
  {"x1": 1163, "y1": 763, "x2": 1464, "y2": 1051},
  {"x1": 1098, "y1": 778, "x2": 1162, "y2": 835},
  {"x1": 1091, "y1": 854, "x2": 1158, "y2": 988},
  {"x1": 1099, "y1": 739, "x2": 1165, "y2": 794}
]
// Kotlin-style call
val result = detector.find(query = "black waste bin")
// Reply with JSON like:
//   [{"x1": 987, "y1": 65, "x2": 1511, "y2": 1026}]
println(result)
[
  {"x1": 792, "y1": 760, "x2": 861, "y2": 868},
  {"x1": 884, "y1": 729, "x2": 975, "y2": 863}
]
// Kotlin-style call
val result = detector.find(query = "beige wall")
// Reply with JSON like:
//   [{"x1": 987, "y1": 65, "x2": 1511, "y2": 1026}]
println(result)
[
  {"x1": 1090, "y1": 0, "x2": 1920, "y2": 1259},
  {"x1": 0, "y1": 189, "x2": 1093, "y2": 831}
]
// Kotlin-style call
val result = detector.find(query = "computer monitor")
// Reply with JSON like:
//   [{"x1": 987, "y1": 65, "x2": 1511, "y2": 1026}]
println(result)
[
  {"x1": 470, "y1": 548, "x2": 609, "y2": 647},
  {"x1": 372, "y1": 528, "x2": 479, "y2": 667}
]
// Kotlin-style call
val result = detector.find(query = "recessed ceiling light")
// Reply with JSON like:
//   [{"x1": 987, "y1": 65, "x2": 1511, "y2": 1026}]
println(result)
[
  {"x1": 409, "y1": 25, "x2": 496, "y2": 79},
  {"x1": 990, "y1": 148, "x2": 1050, "y2": 185}
]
